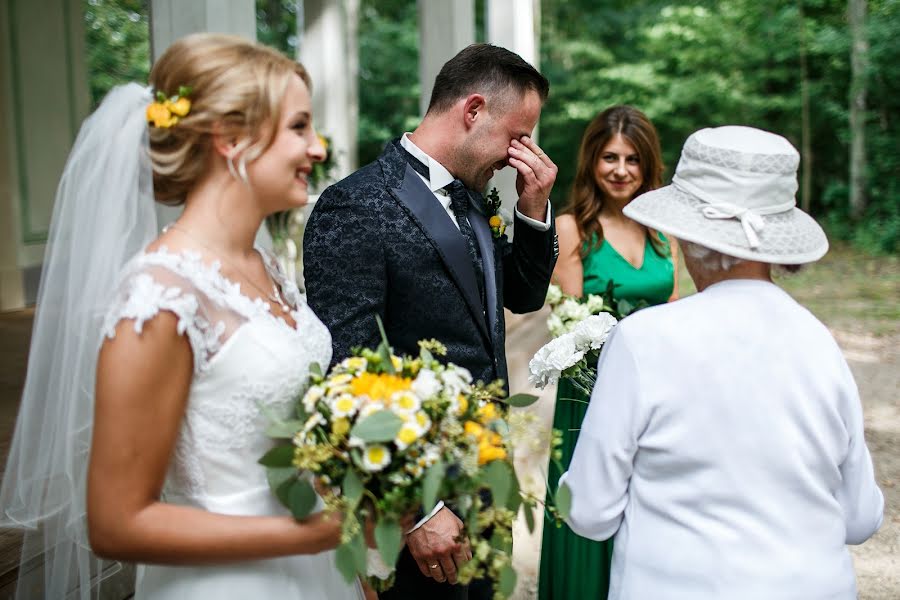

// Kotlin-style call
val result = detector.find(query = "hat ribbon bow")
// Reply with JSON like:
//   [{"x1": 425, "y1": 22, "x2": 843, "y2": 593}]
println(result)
[{"x1": 700, "y1": 202, "x2": 767, "y2": 249}]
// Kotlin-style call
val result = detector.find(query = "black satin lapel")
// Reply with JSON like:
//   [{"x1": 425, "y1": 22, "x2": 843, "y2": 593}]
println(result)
[
  {"x1": 468, "y1": 201, "x2": 498, "y2": 341},
  {"x1": 390, "y1": 165, "x2": 490, "y2": 342}
]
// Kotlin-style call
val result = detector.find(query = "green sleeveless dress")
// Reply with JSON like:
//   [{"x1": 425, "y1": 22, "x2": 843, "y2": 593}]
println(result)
[{"x1": 538, "y1": 233, "x2": 673, "y2": 600}]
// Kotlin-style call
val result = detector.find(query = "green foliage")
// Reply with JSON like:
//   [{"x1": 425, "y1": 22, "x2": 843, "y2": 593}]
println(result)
[
  {"x1": 503, "y1": 393, "x2": 539, "y2": 407},
  {"x1": 287, "y1": 478, "x2": 317, "y2": 519},
  {"x1": 480, "y1": 460, "x2": 513, "y2": 508},
  {"x1": 349, "y1": 410, "x2": 404, "y2": 443},
  {"x1": 422, "y1": 459, "x2": 446, "y2": 514},
  {"x1": 83, "y1": 0, "x2": 149, "y2": 108},
  {"x1": 538, "y1": 0, "x2": 897, "y2": 252},
  {"x1": 357, "y1": 0, "x2": 420, "y2": 165},
  {"x1": 81, "y1": 0, "x2": 897, "y2": 252},
  {"x1": 256, "y1": 0, "x2": 298, "y2": 57},
  {"x1": 374, "y1": 519, "x2": 404, "y2": 567}
]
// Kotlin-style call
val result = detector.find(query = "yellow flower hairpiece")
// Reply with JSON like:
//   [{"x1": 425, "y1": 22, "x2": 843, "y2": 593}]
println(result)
[{"x1": 146, "y1": 85, "x2": 193, "y2": 129}]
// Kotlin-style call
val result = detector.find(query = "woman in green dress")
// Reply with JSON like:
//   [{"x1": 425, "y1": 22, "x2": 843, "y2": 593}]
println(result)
[{"x1": 538, "y1": 105, "x2": 677, "y2": 599}]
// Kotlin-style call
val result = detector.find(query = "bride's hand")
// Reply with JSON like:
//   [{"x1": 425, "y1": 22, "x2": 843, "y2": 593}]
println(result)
[{"x1": 299, "y1": 510, "x2": 344, "y2": 553}]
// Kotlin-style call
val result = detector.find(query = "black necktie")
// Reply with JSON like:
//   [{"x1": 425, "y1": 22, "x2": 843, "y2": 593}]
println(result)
[{"x1": 444, "y1": 180, "x2": 486, "y2": 307}]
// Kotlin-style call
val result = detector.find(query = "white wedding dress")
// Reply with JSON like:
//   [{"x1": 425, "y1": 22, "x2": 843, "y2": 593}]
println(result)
[{"x1": 102, "y1": 246, "x2": 362, "y2": 600}]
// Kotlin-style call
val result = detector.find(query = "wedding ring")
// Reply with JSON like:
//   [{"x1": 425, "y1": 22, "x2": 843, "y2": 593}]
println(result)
[{"x1": 429, "y1": 564, "x2": 440, "y2": 569}]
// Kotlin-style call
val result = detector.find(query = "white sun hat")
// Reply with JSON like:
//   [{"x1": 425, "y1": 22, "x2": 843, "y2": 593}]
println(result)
[{"x1": 623, "y1": 125, "x2": 828, "y2": 264}]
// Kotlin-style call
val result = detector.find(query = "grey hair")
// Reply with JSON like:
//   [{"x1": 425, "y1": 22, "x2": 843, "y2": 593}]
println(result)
[{"x1": 680, "y1": 240, "x2": 745, "y2": 273}]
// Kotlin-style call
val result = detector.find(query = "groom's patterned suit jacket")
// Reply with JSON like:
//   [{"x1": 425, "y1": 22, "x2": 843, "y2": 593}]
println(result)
[{"x1": 304, "y1": 138, "x2": 557, "y2": 388}]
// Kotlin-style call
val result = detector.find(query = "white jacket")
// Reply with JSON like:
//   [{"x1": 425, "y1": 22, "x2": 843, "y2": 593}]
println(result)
[{"x1": 561, "y1": 279, "x2": 884, "y2": 600}]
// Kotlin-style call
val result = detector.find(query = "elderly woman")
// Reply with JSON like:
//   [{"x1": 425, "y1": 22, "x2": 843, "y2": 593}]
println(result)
[{"x1": 561, "y1": 125, "x2": 884, "y2": 599}]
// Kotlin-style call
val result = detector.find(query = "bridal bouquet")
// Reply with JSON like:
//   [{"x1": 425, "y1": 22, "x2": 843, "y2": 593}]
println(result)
[
  {"x1": 259, "y1": 320, "x2": 542, "y2": 597},
  {"x1": 529, "y1": 312, "x2": 618, "y2": 395}
]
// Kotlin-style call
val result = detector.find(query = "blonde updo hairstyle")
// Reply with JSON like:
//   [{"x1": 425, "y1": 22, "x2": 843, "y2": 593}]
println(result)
[{"x1": 148, "y1": 33, "x2": 312, "y2": 206}]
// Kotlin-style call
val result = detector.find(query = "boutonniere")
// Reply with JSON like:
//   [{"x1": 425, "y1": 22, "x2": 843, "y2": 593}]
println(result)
[{"x1": 485, "y1": 187, "x2": 508, "y2": 239}]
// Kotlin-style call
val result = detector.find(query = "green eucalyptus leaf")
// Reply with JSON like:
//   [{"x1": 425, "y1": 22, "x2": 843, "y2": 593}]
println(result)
[
  {"x1": 288, "y1": 479, "x2": 317, "y2": 520},
  {"x1": 504, "y1": 393, "x2": 539, "y2": 407},
  {"x1": 498, "y1": 563, "x2": 517, "y2": 597},
  {"x1": 505, "y1": 475, "x2": 521, "y2": 513},
  {"x1": 490, "y1": 530, "x2": 512, "y2": 554},
  {"x1": 481, "y1": 460, "x2": 513, "y2": 508},
  {"x1": 335, "y1": 542, "x2": 358, "y2": 583},
  {"x1": 422, "y1": 459, "x2": 446, "y2": 514},
  {"x1": 374, "y1": 519, "x2": 404, "y2": 568},
  {"x1": 258, "y1": 444, "x2": 295, "y2": 467},
  {"x1": 265, "y1": 419, "x2": 305, "y2": 439},
  {"x1": 266, "y1": 466, "x2": 296, "y2": 496},
  {"x1": 342, "y1": 469, "x2": 364, "y2": 509},
  {"x1": 556, "y1": 481, "x2": 572, "y2": 521},
  {"x1": 350, "y1": 410, "x2": 403, "y2": 443},
  {"x1": 523, "y1": 500, "x2": 535, "y2": 533},
  {"x1": 275, "y1": 476, "x2": 295, "y2": 508},
  {"x1": 350, "y1": 530, "x2": 368, "y2": 574},
  {"x1": 374, "y1": 315, "x2": 396, "y2": 374}
]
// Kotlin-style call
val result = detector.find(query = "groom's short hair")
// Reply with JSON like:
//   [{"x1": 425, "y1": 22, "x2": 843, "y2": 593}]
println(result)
[{"x1": 426, "y1": 43, "x2": 549, "y2": 115}]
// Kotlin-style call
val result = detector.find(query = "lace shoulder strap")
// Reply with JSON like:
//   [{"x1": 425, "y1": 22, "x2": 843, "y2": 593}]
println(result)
[
  {"x1": 257, "y1": 246, "x2": 305, "y2": 308},
  {"x1": 102, "y1": 249, "x2": 234, "y2": 373}
]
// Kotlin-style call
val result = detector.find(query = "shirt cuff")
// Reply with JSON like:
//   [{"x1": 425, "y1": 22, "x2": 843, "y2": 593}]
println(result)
[
  {"x1": 515, "y1": 200, "x2": 552, "y2": 231},
  {"x1": 407, "y1": 500, "x2": 446, "y2": 533}
]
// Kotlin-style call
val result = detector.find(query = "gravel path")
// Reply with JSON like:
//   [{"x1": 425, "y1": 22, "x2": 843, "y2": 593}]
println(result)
[{"x1": 505, "y1": 310, "x2": 899, "y2": 599}]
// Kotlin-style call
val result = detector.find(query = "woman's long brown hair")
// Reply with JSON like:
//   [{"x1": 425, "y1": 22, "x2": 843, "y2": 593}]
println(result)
[{"x1": 564, "y1": 105, "x2": 666, "y2": 257}]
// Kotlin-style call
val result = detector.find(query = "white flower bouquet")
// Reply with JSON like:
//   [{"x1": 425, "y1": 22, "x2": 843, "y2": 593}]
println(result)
[
  {"x1": 545, "y1": 282, "x2": 647, "y2": 338},
  {"x1": 258, "y1": 320, "x2": 544, "y2": 597},
  {"x1": 529, "y1": 313, "x2": 618, "y2": 395}
]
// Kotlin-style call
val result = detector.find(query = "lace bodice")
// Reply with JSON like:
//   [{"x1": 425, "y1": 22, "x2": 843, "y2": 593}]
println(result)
[{"x1": 103, "y1": 247, "x2": 332, "y2": 511}]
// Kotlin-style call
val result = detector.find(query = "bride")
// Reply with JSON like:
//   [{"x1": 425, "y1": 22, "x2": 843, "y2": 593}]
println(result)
[{"x1": 0, "y1": 34, "x2": 364, "y2": 599}]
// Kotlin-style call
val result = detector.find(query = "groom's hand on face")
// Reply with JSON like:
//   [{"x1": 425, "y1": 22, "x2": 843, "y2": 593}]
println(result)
[
  {"x1": 508, "y1": 135, "x2": 557, "y2": 222},
  {"x1": 407, "y1": 506, "x2": 470, "y2": 584}
]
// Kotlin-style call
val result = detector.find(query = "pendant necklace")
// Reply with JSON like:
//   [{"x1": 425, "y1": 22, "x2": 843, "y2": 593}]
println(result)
[{"x1": 166, "y1": 224, "x2": 292, "y2": 314}]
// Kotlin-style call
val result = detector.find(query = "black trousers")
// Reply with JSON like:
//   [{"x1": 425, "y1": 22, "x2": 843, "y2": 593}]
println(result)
[{"x1": 377, "y1": 546, "x2": 493, "y2": 600}]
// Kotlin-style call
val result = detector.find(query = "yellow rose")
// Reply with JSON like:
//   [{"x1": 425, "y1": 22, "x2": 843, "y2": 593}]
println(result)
[
  {"x1": 464, "y1": 420, "x2": 484, "y2": 438},
  {"x1": 489, "y1": 215, "x2": 503, "y2": 228},
  {"x1": 456, "y1": 394, "x2": 469, "y2": 415},
  {"x1": 146, "y1": 102, "x2": 172, "y2": 128},
  {"x1": 167, "y1": 97, "x2": 192, "y2": 117},
  {"x1": 476, "y1": 402, "x2": 498, "y2": 424},
  {"x1": 478, "y1": 441, "x2": 507, "y2": 465}
]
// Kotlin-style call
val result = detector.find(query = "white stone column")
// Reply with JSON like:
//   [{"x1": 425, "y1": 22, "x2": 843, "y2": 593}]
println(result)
[
  {"x1": 0, "y1": 0, "x2": 90, "y2": 310},
  {"x1": 148, "y1": 0, "x2": 270, "y2": 247},
  {"x1": 486, "y1": 0, "x2": 541, "y2": 229},
  {"x1": 417, "y1": 0, "x2": 475, "y2": 117},
  {"x1": 300, "y1": 0, "x2": 359, "y2": 179},
  {"x1": 149, "y1": 0, "x2": 256, "y2": 58}
]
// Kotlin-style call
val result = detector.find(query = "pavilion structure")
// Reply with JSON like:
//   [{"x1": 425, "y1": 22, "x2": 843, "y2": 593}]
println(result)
[{"x1": 0, "y1": 0, "x2": 540, "y2": 312}]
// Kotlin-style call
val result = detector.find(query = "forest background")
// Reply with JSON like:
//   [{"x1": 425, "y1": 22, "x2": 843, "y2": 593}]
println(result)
[{"x1": 86, "y1": 0, "x2": 898, "y2": 254}]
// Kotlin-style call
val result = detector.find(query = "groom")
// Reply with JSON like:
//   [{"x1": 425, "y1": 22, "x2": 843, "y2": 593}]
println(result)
[{"x1": 304, "y1": 44, "x2": 557, "y2": 600}]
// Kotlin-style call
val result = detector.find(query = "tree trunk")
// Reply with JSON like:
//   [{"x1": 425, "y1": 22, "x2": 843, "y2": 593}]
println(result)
[
  {"x1": 799, "y1": 0, "x2": 812, "y2": 213},
  {"x1": 848, "y1": 0, "x2": 868, "y2": 219}
]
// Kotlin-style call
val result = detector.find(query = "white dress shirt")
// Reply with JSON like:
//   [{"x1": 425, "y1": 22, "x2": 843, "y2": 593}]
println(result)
[
  {"x1": 400, "y1": 133, "x2": 551, "y2": 232},
  {"x1": 561, "y1": 279, "x2": 884, "y2": 600}
]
